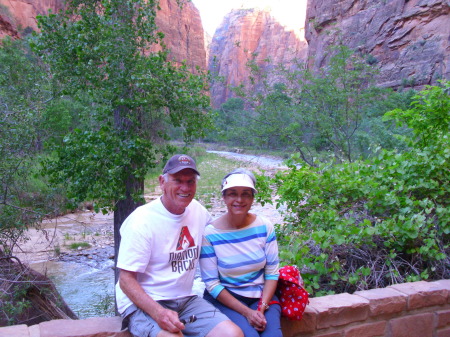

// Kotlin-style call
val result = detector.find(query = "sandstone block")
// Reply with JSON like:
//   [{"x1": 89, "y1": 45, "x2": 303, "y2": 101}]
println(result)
[
  {"x1": 281, "y1": 306, "x2": 317, "y2": 335},
  {"x1": 436, "y1": 309, "x2": 450, "y2": 328},
  {"x1": 437, "y1": 327, "x2": 450, "y2": 337},
  {"x1": 354, "y1": 287, "x2": 407, "y2": 316},
  {"x1": 432, "y1": 279, "x2": 450, "y2": 303},
  {"x1": 344, "y1": 321, "x2": 386, "y2": 337},
  {"x1": 389, "y1": 313, "x2": 434, "y2": 337},
  {"x1": 35, "y1": 316, "x2": 130, "y2": 337},
  {"x1": 309, "y1": 293, "x2": 369, "y2": 329},
  {"x1": 0, "y1": 324, "x2": 29, "y2": 337},
  {"x1": 389, "y1": 281, "x2": 448, "y2": 310},
  {"x1": 311, "y1": 332, "x2": 342, "y2": 337},
  {"x1": 28, "y1": 324, "x2": 40, "y2": 337}
]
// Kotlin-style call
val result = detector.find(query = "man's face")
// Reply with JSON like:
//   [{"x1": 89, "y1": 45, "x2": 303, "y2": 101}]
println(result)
[{"x1": 159, "y1": 169, "x2": 197, "y2": 215}]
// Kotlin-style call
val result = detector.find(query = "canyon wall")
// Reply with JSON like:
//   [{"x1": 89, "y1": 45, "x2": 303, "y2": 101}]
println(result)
[
  {"x1": 209, "y1": 8, "x2": 308, "y2": 108},
  {"x1": 305, "y1": 0, "x2": 450, "y2": 89},
  {"x1": 154, "y1": 0, "x2": 206, "y2": 70},
  {"x1": 0, "y1": 0, "x2": 207, "y2": 70},
  {"x1": 0, "y1": 0, "x2": 63, "y2": 37},
  {"x1": 2, "y1": 0, "x2": 448, "y2": 106}
]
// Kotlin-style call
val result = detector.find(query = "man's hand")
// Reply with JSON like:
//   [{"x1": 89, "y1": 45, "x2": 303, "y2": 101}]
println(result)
[
  {"x1": 154, "y1": 307, "x2": 185, "y2": 333},
  {"x1": 119, "y1": 269, "x2": 185, "y2": 333}
]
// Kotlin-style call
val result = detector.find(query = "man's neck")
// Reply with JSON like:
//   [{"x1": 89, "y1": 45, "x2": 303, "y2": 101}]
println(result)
[{"x1": 160, "y1": 195, "x2": 185, "y2": 215}]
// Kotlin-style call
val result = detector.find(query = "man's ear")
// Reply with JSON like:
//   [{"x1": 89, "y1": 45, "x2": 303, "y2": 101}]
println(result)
[{"x1": 158, "y1": 175, "x2": 165, "y2": 190}]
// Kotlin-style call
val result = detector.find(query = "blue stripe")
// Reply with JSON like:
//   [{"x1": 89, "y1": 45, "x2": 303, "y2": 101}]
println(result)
[
  {"x1": 207, "y1": 226, "x2": 267, "y2": 246},
  {"x1": 202, "y1": 276, "x2": 217, "y2": 283},
  {"x1": 211, "y1": 285, "x2": 225, "y2": 298},
  {"x1": 267, "y1": 232, "x2": 276, "y2": 243},
  {"x1": 229, "y1": 284, "x2": 263, "y2": 294},
  {"x1": 220, "y1": 269, "x2": 264, "y2": 286},
  {"x1": 200, "y1": 246, "x2": 216, "y2": 259},
  {"x1": 201, "y1": 246, "x2": 215, "y2": 254},
  {"x1": 218, "y1": 255, "x2": 265, "y2": 269},
  {"x1": 265, "y1": 274, "x2": 279, "y2": 281},
  {"x1": 200, "y1": 252, "x2": 216, "y2": 259},
  {"x1": 266, "y1": 259, "x2": 279, "y2": 266}
]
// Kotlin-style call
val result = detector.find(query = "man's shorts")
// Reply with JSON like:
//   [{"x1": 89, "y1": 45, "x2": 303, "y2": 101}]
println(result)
[{"x1": 122, "y1": 295, "x2": 229, "y2": 337}]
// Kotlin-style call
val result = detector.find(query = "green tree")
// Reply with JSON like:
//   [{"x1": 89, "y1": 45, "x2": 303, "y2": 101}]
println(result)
[
  {"x1": 0, "y1": 37, "x2": 52, "y2": 255},
  {"x1": 229, "y1": 45, "x2": 395, "y2": 165},
  {"x1": 295, "y1": 45, "x2": 387, "y2": 163},
  {"x1": 32, "y1": 0, "x2": 211, "y2": 262}
]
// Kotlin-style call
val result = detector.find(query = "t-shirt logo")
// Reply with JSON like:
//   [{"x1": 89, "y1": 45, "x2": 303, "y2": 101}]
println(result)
[{"x1": 176, "y1": 226, "x2": 195, "y2": 250}]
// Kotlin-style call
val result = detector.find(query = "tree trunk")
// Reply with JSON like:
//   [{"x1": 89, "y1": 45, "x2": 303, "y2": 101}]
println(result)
[{"x1": 113, "y1": 174, "x2": 145, "y2": 284}]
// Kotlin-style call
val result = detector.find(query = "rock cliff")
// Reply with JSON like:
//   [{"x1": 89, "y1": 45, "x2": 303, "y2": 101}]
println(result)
[
  {"x1": 305, "y1": 0, "x2": 450, "y2": 89},
  {"x1": 154, "y1": 0, "x2": 206, "y2": 70},
  {"x1": 0, "y1": 0, "x2": 207, "y2": 70},
  {"x1": 0, "y1": 0, "x2": 63, "y2": 36},
  {"x1": 209, "y1": 8, "x2": 308, "y2": 108}
]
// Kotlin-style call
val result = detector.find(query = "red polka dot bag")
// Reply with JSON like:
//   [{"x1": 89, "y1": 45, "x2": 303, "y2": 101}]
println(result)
[{"x1": 277, "y1": 265, "x2": 309, "y2": 320}]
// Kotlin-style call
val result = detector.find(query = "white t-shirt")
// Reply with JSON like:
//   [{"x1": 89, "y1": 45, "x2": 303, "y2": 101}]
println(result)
[{"x1": 115, "y1": 197, "x2": 212, "y2": 314}]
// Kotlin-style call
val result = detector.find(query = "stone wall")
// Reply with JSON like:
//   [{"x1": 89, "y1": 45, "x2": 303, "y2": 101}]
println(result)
[{"x1": 2, "y1": 280, "x2": 450, "y2": 337}]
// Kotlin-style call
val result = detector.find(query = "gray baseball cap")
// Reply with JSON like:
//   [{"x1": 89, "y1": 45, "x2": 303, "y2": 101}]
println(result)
[{"x1": 163, "y1": 154, "x2": 200, "y2": 176}]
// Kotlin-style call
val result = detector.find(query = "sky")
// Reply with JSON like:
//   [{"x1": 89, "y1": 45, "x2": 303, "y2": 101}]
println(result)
[{"x1": 191, "y1": 0, "x2": 307, "y2": 37}]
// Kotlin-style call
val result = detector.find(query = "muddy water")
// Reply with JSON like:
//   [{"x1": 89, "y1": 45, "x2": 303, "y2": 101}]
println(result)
[
  {"x1": 21, "y1": 151, "x2": 285, "y2": 318},
  {"x1": 17, "y1": 212, "x2": 117, "y2": 318},
  {"x1": 32, "y1": 260, "x2": 115, "y2": 318}
]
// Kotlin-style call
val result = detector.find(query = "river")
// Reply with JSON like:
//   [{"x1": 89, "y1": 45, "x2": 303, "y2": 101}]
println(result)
[
  {"x1": 24, "y1": 150, "x2": 285, "y2": 318},
  {"x1": 207, "y1": 150, "x2": 287, "y2": 170}
]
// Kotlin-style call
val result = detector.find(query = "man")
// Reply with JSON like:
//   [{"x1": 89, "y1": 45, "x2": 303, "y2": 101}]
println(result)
[{"x1": 116, "y1": 154, "x2": 243, "y2": 337}]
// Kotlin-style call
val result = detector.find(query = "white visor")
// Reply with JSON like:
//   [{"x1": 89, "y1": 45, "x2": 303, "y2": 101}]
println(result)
[{"x1": 221, "y1": 174, "x2": 257, "y2": 193}]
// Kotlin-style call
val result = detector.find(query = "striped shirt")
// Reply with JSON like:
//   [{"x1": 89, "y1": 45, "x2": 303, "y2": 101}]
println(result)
[{"x1": 200, "y1": 215, "x2": 279, "y2": 299}]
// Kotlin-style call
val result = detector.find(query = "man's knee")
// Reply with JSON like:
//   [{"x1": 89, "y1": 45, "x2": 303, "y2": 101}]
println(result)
[{"x1": 206, "y1": 320, "x2": 244, "y2": 337}]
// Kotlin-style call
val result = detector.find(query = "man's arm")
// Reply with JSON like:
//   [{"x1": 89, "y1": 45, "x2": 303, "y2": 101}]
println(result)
[{"x1": 119, "y1": 269, "x2": 185, "y2": 333}]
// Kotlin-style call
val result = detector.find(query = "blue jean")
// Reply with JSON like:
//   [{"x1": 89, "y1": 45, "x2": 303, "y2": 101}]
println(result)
[{"x1": 203, "y1": 290, "x2": 283, "y2": 337}]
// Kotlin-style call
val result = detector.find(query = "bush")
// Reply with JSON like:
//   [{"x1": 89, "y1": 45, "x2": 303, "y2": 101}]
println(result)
[{"x1": 262, "y1": 82, "x2": 450, "y2": 296}]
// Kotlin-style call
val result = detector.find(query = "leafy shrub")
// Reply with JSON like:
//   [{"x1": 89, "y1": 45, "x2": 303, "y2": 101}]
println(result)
[{"x1": 262, "y1": 82, "x2": 450, "y2": 296}]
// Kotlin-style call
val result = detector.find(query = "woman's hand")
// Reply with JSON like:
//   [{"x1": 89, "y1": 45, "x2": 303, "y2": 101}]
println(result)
[{"x1": 244, "y1": 308, "x2": 267, "y2": 331}]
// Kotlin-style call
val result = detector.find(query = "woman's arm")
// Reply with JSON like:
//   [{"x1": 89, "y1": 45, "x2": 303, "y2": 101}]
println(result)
[
  {"x1": 260, "y1": 218, "x2": 281, "y2": 314},
  {"x1": 258, "y1": 279, "x2": 278, "y2": 314}
]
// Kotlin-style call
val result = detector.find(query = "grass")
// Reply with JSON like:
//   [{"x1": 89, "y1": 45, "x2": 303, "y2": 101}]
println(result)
[
  {"x1": 143, "y1": 150, "x2": 253, "y2": 209},
  {"x1": 68, "y1": 242, "x2": 91, "y2": 250}
]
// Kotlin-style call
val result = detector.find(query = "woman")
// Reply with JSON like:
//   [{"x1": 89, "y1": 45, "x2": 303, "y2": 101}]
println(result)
[{"x1": 200, "y1": 168, "x2": 282, "y2": 337}]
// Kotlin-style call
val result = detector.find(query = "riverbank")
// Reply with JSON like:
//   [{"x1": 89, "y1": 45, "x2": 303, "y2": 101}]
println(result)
[{"x1": 15, "y1": 150, "x2": 286, "y2": 318}]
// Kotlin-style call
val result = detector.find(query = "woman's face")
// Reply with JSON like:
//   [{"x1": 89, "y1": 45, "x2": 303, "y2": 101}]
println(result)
[{"x1": 223, "y1": 186, "x2": 254, "y2": 216}]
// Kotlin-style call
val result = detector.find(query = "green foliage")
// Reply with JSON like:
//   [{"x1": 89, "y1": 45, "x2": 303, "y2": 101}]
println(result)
[
  {"x1": 43, "y1": 127, "x2": 157, "y2": 212},
  {"x1": 211, "y1": 44, "x2": 414, "y2": 165},
  {"x1": 263, "y1": 82, "x2": 450, "y2": 296},
  {"x1": 383, "y1": 80, "x2": 450, "y2": 148},
  {"x1": 0, "y1": 37, "x2": 64, "y2": 254},
  {"x1": 32, "y1": 0, "x2": 212, "y2": 216},
  {"x1": 68, "y1": 242, "x2": 91, "y2": 249},
  {"x1": 0, "y1": 283, "x2": 32, "y2": 325},
  {"x1": 205, "y1": 98, "x2": 256, "y2": 146}
]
